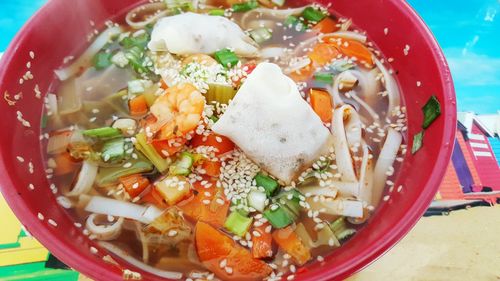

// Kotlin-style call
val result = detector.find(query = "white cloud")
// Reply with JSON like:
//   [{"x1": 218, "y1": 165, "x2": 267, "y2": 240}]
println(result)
[
  {"x1": 484, "y1": 7, "x2": 497, "y2": 22},
  {"x1": 445, "y1": 49, "x2": 500, "y2": 86}
]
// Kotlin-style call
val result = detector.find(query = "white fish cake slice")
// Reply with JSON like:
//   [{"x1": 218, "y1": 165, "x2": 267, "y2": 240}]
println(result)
[{"x1": 212, "y1": 63, "x2": 331, "y2": 183}]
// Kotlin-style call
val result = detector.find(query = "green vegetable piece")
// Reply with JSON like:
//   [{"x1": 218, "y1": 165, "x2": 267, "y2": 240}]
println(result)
[
  {"x1": 422, "y1": 95, "x2": 441, "y2": 129},
  {"x1": 125, "y1": 46, "x2": 150, "y2": 74},
  {"x1": 101, "y1": 138, "x2": 126, "y2": 163},
  {"x1": 208, "y1": 115, "x2": 219, "y2": 123},
  {"x1": 232, "y1": 199, "x2": 251, "y2": 216},
  {"x1": 169, "y1": 151, "x2": 195, "y2": 176},
  {"x1": 412, "y1": 130, "x2": 424, "y2": 154},
  {"x1": 120, "y1": 33, "x2": 149, "y2": 49},
  {"x1": 284, "y1": 16, "x2": 306, "y2": 32},
  {"x1": 94, "y1": 52, "x2": 112, "y2": 70},
  {"x1": 263, "y1": 205, "x2": 293, "y2": 228},
  {"x1": 41, "y1": 115, "x2": 48, "y2": 129},
  {"x1": 206, "y1": 84, "x2": 237, "y2": 104},
  {"x1": 314, "y1": 72, "x2": 334, "y2": 84},
  {"x1": 96, "y1": 155, "x2": 154, "y2": 186},
  {"x1": 232, "y1": 0, "x2": 258, "y2": 12},
  {"x1": 301, "y1": 7, "x2": 326, "y2": 23},
  {"x1": 224, "y1": 211, "x2": 253, "y2": 236},
  {"x1": 336, "y1": 228, "x2": 356, "y2": 241},
  {"x1": 329, "y1": 217, "x2": 347, "y2": 235},
  {"x1": 135, "y1": 133, "x2": 171, "y2": 173},
  {"x1": 275, "y1": 189, "x2": 302, "y2": 219},
  {"x1": 214, "y1": 49, "x2": 239, "y2": 68},
  {"x1": 271, "y1": 0, "x2": 285, "y2": 6},
  {"x1": 82, "y1": 127, "x2": 121, "y2": 138},
  {"x1": 209, "y1": 9, "x2": 225, "y2": 16},
  {"x1": 249, "y1": 27, "x2": 272, "y2": 44},
  {"x1": 164, "y1": 0, "x2": 193, "y2": 11},
  {"x1": 254, "y1": 172, "x2": 279, "y2": 197}
]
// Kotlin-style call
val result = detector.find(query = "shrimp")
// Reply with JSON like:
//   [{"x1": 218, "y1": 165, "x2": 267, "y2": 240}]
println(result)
[{"x1": 149, "y1": 83, "x2": 205, "y2": 139}]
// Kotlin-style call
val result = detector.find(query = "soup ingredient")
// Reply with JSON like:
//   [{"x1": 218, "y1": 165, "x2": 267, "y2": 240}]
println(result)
[
  {"x1": 212, "y1": 63, "x2": 331, "y2": 183},
  {"x1": 232, "y1": 0, "x2": 259, "y2": 12},
  {"x1": 65, "y1": 160, "x2": 98, "y2": 196},
  {"x1": 254, "y1": 172, "x2": 279, "y2": 197},
  {"x1": 82, "y1": 127, "x2": 121, "y2": 138},
  {"x1": 308, "y1": 43, "x2": 340, "y2": 67},
  {"x1": 263, "y1": 205, "x2": 293, "y2": 228},
  {"x1": 86, "y1": 213, "x2": 124, "y2": 241},
  {"x1": 84, "y1": 195, "x2": 163, "y2": 224},
  {"x1": 301, "y1": 6, "x2": 326, "y2": 23},
  {"x1": 214, "y1": 49, "x2": 240, "y2": 69},
  {"x1": 295, "y1": 223, "x2": 339, "y2": 248},
  {"x1": 169, "y1": 151, "x2": 195, "y2": 176},
  {"x1": 129, "y1": 95, "x2": 149, "y2": 116},
  {"x1": 309, "y1": 88, "x2": 333, "y2": 123},
  {"x1": 195, "y1": 221, "x2": 272, "y2": 281},
  {"x1": 190, "y1": 132, "x2": 235, "y2": 156},
  {"x1": 96, "y1": 157, "x2": 154, "y2": 186},
  {"x1": 112, "y1": 118, "x2": 137, "y2": 136},
  {"x1": 154, "y1": 175, "x2": 192, "y2": 205},
  {"x1": 134, "y1": 133, "x2": 171, "y2": 173},
  {"x1": 412, "y1": 130, "x2": 424, "y2": 154},
  {"x1": 224, "y1": 211, "x2": 253, "y2": 236},
  {"x1": 247, "y1": 190, "x2": 267, "y2": 212},
  {"x1": 313, "y1": 72, "x2": 334, "y2": 84},
  {"x1": 119, "y1": 174, "x2": 151, "y2": 198},
  {"x1": 312, "y1": 17, "x2": 339, "y2": 34},
  {"x1": 272, "y1": 226, "x2": 311, "y2": 266},
  {"x1": 150, "y1": 83, "x2": 205, "y2": 139},
  {"x1": 307, "y1": 198, "x2": 364, "y2": 217},
  {"x1": 251, "y1": 224, "x2": 273, "y2": 259},
  {"x1": 422, "y1": 95, "x2": 441, "y2": 129},
  {"x1": 148, "y1": 13, "x2": 259, "y2": 56},
  {"x1": 330, "y1": 217, "x2": 357, "y2": 241},
  {"x1": 249, "y1": 27, "x2": 272, "y2": 44}
]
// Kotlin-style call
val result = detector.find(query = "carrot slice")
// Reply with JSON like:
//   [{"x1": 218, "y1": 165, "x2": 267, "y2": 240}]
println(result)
[
  {"x1": 141, "y1": 188, "x2": 169, "y2": 209},
  {"x1": 312, "y1": 17, "x2": 340, "y2": 34},
  {"x1": 251, "y1": 223, "x2": 274, "y2": 259},
  {"x1": 195, "y1": 221, "x2": 273, "y2": 281},
  {"x1": 119, "y1": 174, "x2": 150, "y2": 198},
  {"x1": 178, "y1": 177, "x2": 229, "y2": 227},
  {"x1": 330, "y1": 38, "x2": 374, "y2": 68},
  {"x1": 151, "y1": 137, "x2": 187, "y2": 158},
  {"x1": 190, "y1": 132, "x2": 235, "y2": 156},
  {"x1": 129, "y1": 95, "x2": 149, "y2": 116},
  {"x1": 272, "y1": 226, "x2": 312, "y2": 266},
  {"x1": 309, "y1": 89, "x2": 333, "y2": 123},
  {"x1": 53, "y1": 152, "x2": 79, "y2": 176},
  {"x1": 160, "y1": 79, "x2": 169, "y2": 90},
  {"x1": 288, "y1": 61, "x2": 315, "y2": 82},
  {"x1": 308, "y1": 43, "x2": 340, "y2": 67},
  {"x1": 201, "y1": 160, "x2": 222, "y2": 178}
]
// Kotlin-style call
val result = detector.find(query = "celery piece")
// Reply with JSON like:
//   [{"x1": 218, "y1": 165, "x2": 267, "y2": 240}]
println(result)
[
  {"x1": 101, "y1": 138, "x2": 126, "y2": 163},
  {"x1": 224, "y1": 211, "x2": 253, "y2": 236},
  {"x1": 412, "y1": 130, "x2": 424, "y2": 154},
  {"x1": 249, "y1": 27, "x2": 272, "y2": 44},
  {"x1": 94, "y1": 52, "x2": 112, "y2": 70},
  {"x1": 314, "y1": 72, "x2": 334, "y2": 84},
  {"x1": 134, "y1": 133, "x2": 171, "y2": 173},
  {"x1": 95, "y1": 155, "x2": 154, "y2": 186},
  {"x1": 209, "y1": 9, "x2": 225, "y2": 16},
  {"x1": 232, "y1": 0, "x2": 258, "y2": 12},
  {"x1": 82, "y1": 127, "x2": 121, "y2": 138},
  {"x1": 302, "y1": 7, "x2": 326, "y2": 23},
  {"x1": 206, "y1": 84, "x2": 237, "y2": 104},
  {"x1": 275, "y1": 189, "x2": 302, "y2": 219}
]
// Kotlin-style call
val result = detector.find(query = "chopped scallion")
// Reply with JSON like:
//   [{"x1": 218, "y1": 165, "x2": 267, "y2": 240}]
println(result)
[
  {"x1": 249, "y1": 27, "x2": 272, "y2": 44},
  {"x1": 422, "y1": 95, "x2": 441, "y2": 129},
  {"x1": 284, "y1": 15, "x2": 306, "y2": 32},
  {"x1": 224, "y1": 211, "x2": 253, "y2": 236},
  {"x1": 208, "y1": 115, "x2": 219, "y2": 123},
  {"x1": 101, "y1": 138, "x2": 126, "y2": 163},
  {"x1": 412, "y1": 130, "x2": 424, "y2": 154},
  {"x1": 208, "y1": 9, "x2": 225, "y2": 16},
  {"x1": 206, "y1": 84, "x2": 237, "y2": 104},
  {"x1": 301, "y1": 7, "x2": 326, "y2": 23},
  {"x1": 41, "y1": 115, "x2": 48, "y2": 129},
  {"x1": 169, "y1": 151, "x2": 195, "y2": 176},
  {"x1": 314, "y1": 72, "x2": 334, "y2": 84},
  {"x1": 94, "y1": 52, "x2": 112, "y2": 70},
  {"x1": 82, "y1": 127, "x2": 121, "y2": 138},
  {"x1": 263, "y1": 205, "x2": 293, "y2": 228},
  {"x1": 254, "y1": 172, "x2": 279, "y2": 197},
  {"x1": 134, "y1": 133, "x2": 170, "y2": 173},
  {"x1": 214, "y1": 49, "x2": 239, "y2": 68},
  {"x1": 231, "y1": 0, "x2": 258, "y2": 12}
]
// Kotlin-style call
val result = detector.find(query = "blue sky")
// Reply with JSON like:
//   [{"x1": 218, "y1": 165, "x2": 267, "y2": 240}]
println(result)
[{"x1": 0, "y1": 0, "x2": 499, "y2": 114}]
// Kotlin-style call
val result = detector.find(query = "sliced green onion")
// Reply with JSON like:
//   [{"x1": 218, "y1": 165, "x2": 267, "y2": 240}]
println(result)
[
  {"x1": 249, "y1": 27, "x2": 272, "y2": 44},
  {"x1": 120, "y1": 33, "x2": 149, "y2": 49},
  {"x1": 231, "y1": 0, "x2": 258, "y2": 12},
  {"x1": 96, "y1": 157, "x2": 154, "y2": 186},
  {"x1": 263, "y1": 205, "x2": 293, "y2": 228},
  {"x1": 82, "y1": 127, "x2": 121, "y2": 138},
  {"x1": 101, "y1": 137, "x2": 126, "y2": 163},
  {"x1": 214, "y1": 49, "x2": 239, "y2": 68},
  {"x1": 275, "y1": 189, "x2": 302, "y2": 220},
  {"x1": 94, "y1": 52, "x2": 112, "y2": 70},
  {"x1": 314, "y1": 72, "x2": 334, "y2": 84},
  {"x1": 169, "y1": 151, "x2": 195, "y2": 176},
  {"x1": 135, "y1": 133, "x2": 170, "y2": 173},
  {"x1": 422, "y1": 95, "x2": 441, "y2": 129},
  {"x1": 41, "y1": 115, "x2": 48, "y2": 129},
  {"x1": 224, "y1": 211, "x2": 253, "y2": 236},
  {"x1": 125, "y1": 46, "x2": 150, "y2": 74},
  {"x1": 301, "y1": 7, "x2": 326, "y2": 23},
  {"x1": 206, "y1": 84, "x2": 237, "y2": 104},
  {"x1": 329, "y1": 217, "x2": 356, "y2": 241},
  {"x1": 209, "y1": 9, "x2": 225, "y2": 16},
  {"x1": 208, "y1": 115, "x2": 219, "y2": 123},
  {"x1": 284, "y1": 16, "x2": 306, "y2": 32},
  {"x1": 164, "y1": 0, "x2": 193, "y2": 11},
  {"x1": 336, "y1": 228, "x2": 356, "y2": 241},
  {"x1": 254, "y1": 172, "x2": 279, "y2": 197},
  {"x1": 232, "y1": 199, "x2": 250, "y2": 216},
  {"x1": 247, "y1": 190, "x2": 267, "y2": 212},
  {"x1": 330, "y1": 59, "x2": 356, "y2": 74},
  {"x1": 412, "y1": 130, "x2": 424, "y2": 154}
]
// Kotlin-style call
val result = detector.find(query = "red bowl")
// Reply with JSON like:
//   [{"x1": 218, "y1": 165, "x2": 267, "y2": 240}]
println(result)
[{"x1": 0, "y1": 0, "x2": 455, "y2": 280}]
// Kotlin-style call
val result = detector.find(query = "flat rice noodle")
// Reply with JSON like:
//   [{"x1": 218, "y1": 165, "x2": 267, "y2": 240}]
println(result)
[
  {"x1": 331, "y1": 105, "x2": 361, "y2": 182},
  {"x1": 372, "y1": 128, "x2": 402, "y2": 207},
  {"x1": 86, "y1": 213, "x2": 124, "y2": 241},
  {"x1": 293, "y1": 31, "x2": 367, "y2": 57},
  {"x1": 98, "y1": 242, "x2": 183, "y2": 280},
  {"x1": 295, "y1": 223, "x2": 340, "y2": 248},
  {"x1": 241, "y1": 6, "x2": 309, "y2": 29},
  {"x1": 125, "y1": 3, "x2": 171, "y2": 29},
  {"x1": 84, "y1": 195, "x2": 163, "y2": 224},
  {"x1": 55, "y1": 26, "x2": 123, "y2": 81},
  {"x1": 374, "y1": 58, "x2": 401, "y2": 117},
  {"x1": 358, "y1": 143, "x2": 374, "y2": 207},
  {"x1": 134, "y1": 221, "x2": 149, "y2": 263},
  {"x1": 76, "y1": 66, "x2": 135, "y2": 101},
  {"x1": 299, "y1": 184, "x2": 338, "y2": 198},
  {"x1": 65, "y1": 160, "x2": 98, "y2": 197},
  {"x1": 306, "y1": 198, "x2": 364, "y2": 218}
]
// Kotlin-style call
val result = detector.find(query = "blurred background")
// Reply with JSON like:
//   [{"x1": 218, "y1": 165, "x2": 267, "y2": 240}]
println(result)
[{"x1": 0, "y1": 0, "x2": 499, "y2": 280}]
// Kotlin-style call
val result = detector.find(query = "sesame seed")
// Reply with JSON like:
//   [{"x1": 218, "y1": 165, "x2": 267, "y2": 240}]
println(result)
[
  {"x1": 29, "y1": 51, "x2": 35, "y2": 59},
  {"x1": 383, "y1": 195, "x2": 390, "y2": 201},
  {"x1": 168, "y1": 230, "x2": 178, "y2": 237},
  {"x1": 90, "y1": 247, "x2": 98, "y2": 254},
  {"x1": 317, "y1": 255, "x2": 324, "y2": 262},
  {"x1": 287, "y1": 275, "x2": 295, "y2": 280},
  {"x1": 225, "y1": 267, "x2": 233, "y2": 274},
  {"x1": 416, "y1": 81, "x2": 422, "y2": 87},
  {"x1": 123, "y1": 162, "x2": 132, "y2": 168},
  {"x1": 74, "y1": 222, "x2": 82, "y2": 228},
  {"x1": 219, "y1": 259, "x2": 227, "y2": 268},
  {"x1": 37, "y1": 213, "x2": 44, "y2": 220},
  {"x1": 48, "y1": 219, "x2": 58, "y2": 227}
]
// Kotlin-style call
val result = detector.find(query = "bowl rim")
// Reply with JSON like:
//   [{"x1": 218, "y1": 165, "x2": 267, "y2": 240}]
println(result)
[{"x1": 0, "y1": 0, "x2": 456, "y2": 280}]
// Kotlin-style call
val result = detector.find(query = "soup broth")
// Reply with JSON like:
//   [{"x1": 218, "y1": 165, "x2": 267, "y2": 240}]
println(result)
[{"x1": 41, "y1": 0, "x2": 407, "y2": 280}]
